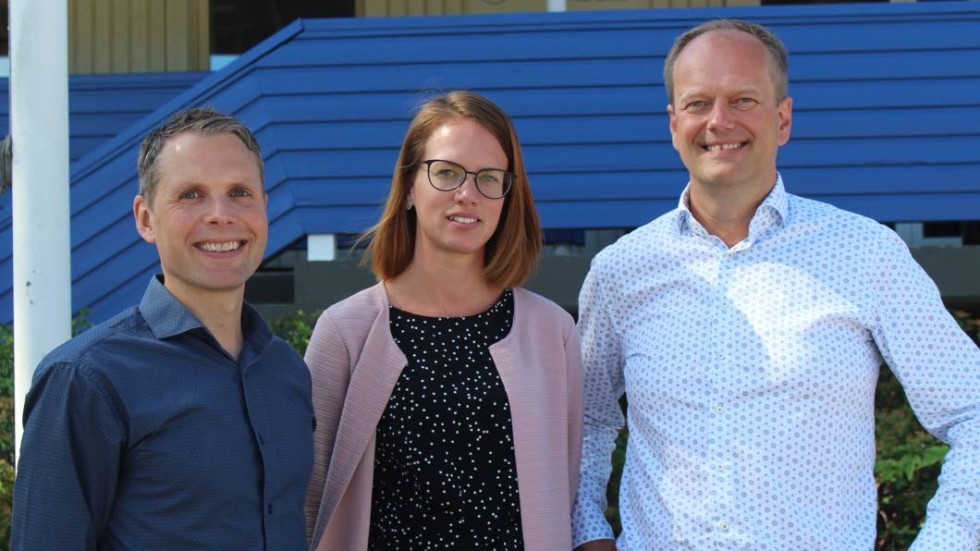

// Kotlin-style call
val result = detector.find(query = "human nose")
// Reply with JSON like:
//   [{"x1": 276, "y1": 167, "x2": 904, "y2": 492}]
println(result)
[
  {"x1": 706, "y1": 101, "x2": 736, "y2": 130},
  {"x1": 205, "y1": 196, "x2": 236, "y2": 224},
  {"x1": 454, "y1": 172, "x2": 480, "y2": 203}
]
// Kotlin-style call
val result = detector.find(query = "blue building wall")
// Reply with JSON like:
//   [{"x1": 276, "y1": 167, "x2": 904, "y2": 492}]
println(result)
[
  {"x1": 1, "y1": 2, "x2": 978, "y2": 323},
  {"x1": 0, "y1": 72, "x2": 206, "y2": 162}
]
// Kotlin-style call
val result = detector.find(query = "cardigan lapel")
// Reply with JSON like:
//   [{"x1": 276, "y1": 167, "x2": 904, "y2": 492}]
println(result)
[
  {"x1": 319, "y1": 284, "x2": 407, "y2": 533},
  {"x1": 490, "y1": 288, "x2": 574, "y2": 549},
  {"x1": 489, "y1": 289, "x2": 537, "y2": 540}
]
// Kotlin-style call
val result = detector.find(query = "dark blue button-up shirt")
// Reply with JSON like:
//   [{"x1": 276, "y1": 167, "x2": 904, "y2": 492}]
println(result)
[{"x1": 12, "y1": 276, "x2": 314, "y2": 550}]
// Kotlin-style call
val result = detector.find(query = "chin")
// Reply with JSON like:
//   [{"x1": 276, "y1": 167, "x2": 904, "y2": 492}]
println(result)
[
  {"x1": 194, "y1": 272, "x2": 252, "y2": 292},
  {"x1": 696, "y1": 168, "x2": 744, "y2": 186},
  {"x1": 441, "y1": 241, "x2": 488, "y2": 257}
]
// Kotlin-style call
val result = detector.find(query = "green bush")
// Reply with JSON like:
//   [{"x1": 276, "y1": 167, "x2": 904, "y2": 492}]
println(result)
[
  {"x1": 874, "y1": 366, "x2": 947, "y2": 550},
  {"x1": 0, "y1": 324, "x2": 12, "y2": 550},
  {"x1": 872, "y1": 309, "x2": 980, "y2": 550},
  {"x1": 269, "y1": 309, "x2": 322, "y2": 356}
]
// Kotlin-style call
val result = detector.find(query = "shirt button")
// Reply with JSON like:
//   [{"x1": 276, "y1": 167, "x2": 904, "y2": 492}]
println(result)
[
  {"x1": 720, "y1": 523, "x2": 729, "y2": 531},
  {"x1": 714, "y1": 406, "x2": 723, "y2": 414}
]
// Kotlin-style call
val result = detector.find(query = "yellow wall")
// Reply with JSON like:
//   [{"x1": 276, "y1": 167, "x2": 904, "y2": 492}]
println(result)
[
  {"x1": 357, "y1": 0, "x2": 759, "y2": 16},
  {"x1": 569, "y1": 0, "x2": 741, "y2": 9},
  {"x1": 357, "y1": 0, "x2": 542, "y2": 17},
  {"x1": 65, "y1": 0, "x2": 770, "y2": 73},
  {"x1": 69, "y1": 0, "x2": 210, "y2": 74}
]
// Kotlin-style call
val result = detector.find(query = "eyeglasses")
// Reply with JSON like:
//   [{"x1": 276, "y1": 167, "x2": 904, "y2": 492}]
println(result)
[{"x1": 420, "y1": 159, "x2": 513, "y2": 200}]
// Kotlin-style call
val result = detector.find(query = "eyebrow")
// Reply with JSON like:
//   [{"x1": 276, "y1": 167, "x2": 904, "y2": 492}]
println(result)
[{"x1": 677, "y1": 84, "x2": 763, "y2": 102}]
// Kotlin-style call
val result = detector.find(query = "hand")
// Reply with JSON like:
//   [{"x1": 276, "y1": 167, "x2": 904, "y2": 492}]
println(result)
[{"x1": 574, "y1": 540, "x2": 617, "y2": 551}]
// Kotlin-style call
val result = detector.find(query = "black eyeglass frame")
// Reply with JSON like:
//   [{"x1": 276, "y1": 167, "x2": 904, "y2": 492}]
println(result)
[{"x1": 419, "y1": 159, "x2": 514, "y2": 200}]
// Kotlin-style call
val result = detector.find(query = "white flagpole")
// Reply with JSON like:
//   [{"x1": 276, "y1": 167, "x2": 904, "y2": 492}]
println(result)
[{"x1": 10, "y1": 0, "x2": 72, "y2": 464}]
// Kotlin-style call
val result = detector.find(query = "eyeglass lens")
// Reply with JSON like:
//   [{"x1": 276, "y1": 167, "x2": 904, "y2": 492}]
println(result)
[{"x1": 426, "y1": 160, "x2": 510, "y2": 199}]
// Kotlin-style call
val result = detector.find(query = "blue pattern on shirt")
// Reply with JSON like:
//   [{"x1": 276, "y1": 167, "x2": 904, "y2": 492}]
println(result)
[{"x1": 572, "y1": 176, "x2": 980, "y2": 551}]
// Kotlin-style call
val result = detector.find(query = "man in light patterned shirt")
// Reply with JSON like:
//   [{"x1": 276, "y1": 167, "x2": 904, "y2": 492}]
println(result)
[{"x1": 572, "y1": 19, "x2": 980, "y2": 551}]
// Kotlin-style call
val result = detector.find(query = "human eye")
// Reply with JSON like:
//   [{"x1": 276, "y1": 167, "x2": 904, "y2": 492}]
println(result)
[
  {"x1": 684, "y1": 100, "x2": 708, "y2": 112},
  {"x1": 230, "y1": 187, "x2": 252, "y2": 198},
  {"x1": 431, "y1": 161, "x2": 462, "y2": 179},
  {"x1": 477, "y1": 171, "x2": 501, "y2": 185},
  {"x1": 733, "y1": 97, "x2": 759, "y2": 110},
  {"x1": 179, "y1": 189, "x2": 200, "y2": 200}
]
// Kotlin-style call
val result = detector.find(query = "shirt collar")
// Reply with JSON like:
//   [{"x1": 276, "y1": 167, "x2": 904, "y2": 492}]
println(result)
[
  {"x1": 675, "y1": 173, "x2": 789, "y2": 236},
  {"x1": 139, "y1": 274, "x2": 275, "y2": 363},
  {"x1": 762, "y1": 173, "x2": 789, "y2": 226},
  {"x1": 139, "y1": 275, "x2": 204, "y2": 340},
  {"x1": 138, "y1": 275, "x2": 273, "y2": 350}
]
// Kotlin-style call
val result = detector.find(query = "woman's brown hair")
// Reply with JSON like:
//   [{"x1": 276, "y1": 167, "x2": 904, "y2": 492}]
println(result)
[{"x1": 363, "y1": 90, "x2": 542, "y2": 288}]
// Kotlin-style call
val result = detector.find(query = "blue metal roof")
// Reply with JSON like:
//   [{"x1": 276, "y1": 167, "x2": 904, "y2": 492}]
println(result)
[
  {"x1": 0, "y1": 72, "x2": 207, "y2": 161},
  {"x1": 1, "y1": 1, "x2": 978, "y2": 323}
]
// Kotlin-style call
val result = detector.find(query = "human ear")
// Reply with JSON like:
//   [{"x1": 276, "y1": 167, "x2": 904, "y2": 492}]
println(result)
[
  {"x1": 777, "y1": 96, "x2": 793, "y2": 146},
  {"x1": 133, "y1": 195, "x2": 157, "y2": 244},
  {"x1": 667, "y1": 104, "x2": 680, "y2": 152}
]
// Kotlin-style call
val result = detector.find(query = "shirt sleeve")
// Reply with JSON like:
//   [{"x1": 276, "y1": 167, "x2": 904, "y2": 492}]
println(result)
[
  {"x1": 867, "y1": 229, "x2": 980, "y2": 551},
  {"x1": 572, "y1": 259, "x2": 627, "y2": 547},
  {"x1": 11, "y1": 361, "x2": 126, "y2": 551}
]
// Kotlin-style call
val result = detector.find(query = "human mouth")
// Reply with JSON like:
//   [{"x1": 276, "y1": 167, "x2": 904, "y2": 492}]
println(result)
[
  {"x1": 449, "y1": 216, "x2": 478, "y2": 224},
  {"x1": 197, "y1": 240, "x2": 243, "y2": 252},
  {"x1": 704, "y1": 142, "x2": 744, "y2": 152}
]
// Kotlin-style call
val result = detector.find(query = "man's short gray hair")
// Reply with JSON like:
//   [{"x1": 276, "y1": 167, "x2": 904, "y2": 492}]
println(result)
[
  {"x1": 663, "y1": 19, "x2": 789, "y2": 104},
  {"x1": 137, "y1": 107, "x2": 263, "y2": 204}
]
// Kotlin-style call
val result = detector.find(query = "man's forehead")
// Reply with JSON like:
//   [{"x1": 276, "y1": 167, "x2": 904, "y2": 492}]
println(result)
[
  {"x1": 682, "y1": 29, "x2": 765, "y2": 59},
  {"x1": 672, "y1": 30, "x2": 778, "y2": 93}
]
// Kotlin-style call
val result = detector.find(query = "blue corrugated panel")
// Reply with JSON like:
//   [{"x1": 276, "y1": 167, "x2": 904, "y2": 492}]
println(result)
[
  {"x1": 0, "y1": 72, "x2": 207, "y2": 161},
  {"x1": 1, "y1": 2, "x2": 978, "y2": 323}
]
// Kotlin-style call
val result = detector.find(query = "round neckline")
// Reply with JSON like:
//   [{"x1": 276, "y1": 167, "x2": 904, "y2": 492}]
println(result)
[{"x1": 388, "y1": 288, "x2": 512, "y2": 321}]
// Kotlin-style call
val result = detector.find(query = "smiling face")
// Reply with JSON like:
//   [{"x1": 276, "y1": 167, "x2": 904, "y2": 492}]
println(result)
[
  {"x1": 133, "y1": 131, "x2": 268, "y2": 306},
  {"x1": 667, "y1": 29, "x2": 792, "y2": 196},
  {"x1": 409, "y1": 118, "x2": 507, "y2": 265}
]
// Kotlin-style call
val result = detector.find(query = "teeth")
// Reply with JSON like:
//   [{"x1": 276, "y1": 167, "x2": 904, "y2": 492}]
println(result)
[
  {"x1": 199, "y1": 241, "x2": 241, "y2": 252},
  {"x1": 707, "y1": 143, "x2": 743, "y2": 152},
  {"x1": 450, "y1": 216, "x2": 477, "y2": 224}
]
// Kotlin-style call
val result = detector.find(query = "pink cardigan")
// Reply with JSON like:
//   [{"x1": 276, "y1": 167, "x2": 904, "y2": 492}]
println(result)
[{"x1": 304, "y1": 282, "x2": 584, "y2": 551}]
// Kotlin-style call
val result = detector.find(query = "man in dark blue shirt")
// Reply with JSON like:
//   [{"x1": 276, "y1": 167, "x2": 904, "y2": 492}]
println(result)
[{"x1": 11, "y1": 108, "x2": 314, "y2": 550}]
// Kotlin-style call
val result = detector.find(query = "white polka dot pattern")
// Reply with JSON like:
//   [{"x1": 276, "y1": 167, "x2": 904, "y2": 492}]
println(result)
[
  {"x1": 368, "y1": 290, "x2": 523, "y2": 550},
  {"x1": 571, "y1": 176, "x2": 980, "y2": 550}
]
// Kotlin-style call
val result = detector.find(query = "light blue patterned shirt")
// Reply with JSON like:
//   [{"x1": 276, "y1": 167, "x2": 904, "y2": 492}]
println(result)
[{"x1": 572, "y1": 176, "x2": 980, "y2": 550}]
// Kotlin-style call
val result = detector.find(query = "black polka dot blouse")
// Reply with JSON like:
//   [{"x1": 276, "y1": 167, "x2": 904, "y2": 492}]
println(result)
[{"x1": 367, "y1": 289, "x2": 525, "y2": 551}]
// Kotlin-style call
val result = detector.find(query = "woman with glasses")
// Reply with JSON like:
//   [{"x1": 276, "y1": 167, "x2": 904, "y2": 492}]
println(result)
[{"x1": 304, "y1": 91, "x2": 584, "y2": 551}]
